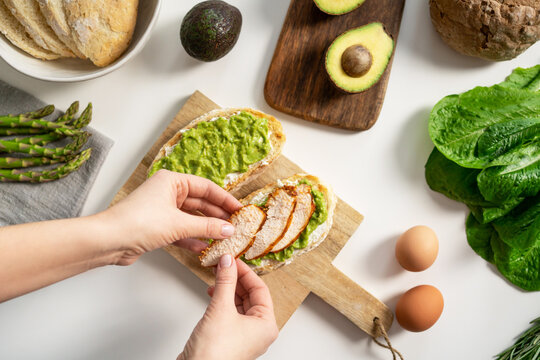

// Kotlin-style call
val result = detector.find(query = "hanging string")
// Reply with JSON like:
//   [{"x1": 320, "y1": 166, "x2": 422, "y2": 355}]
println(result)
[{"x1": 372, "y1": 317, "x2": 404, "y2": 360}]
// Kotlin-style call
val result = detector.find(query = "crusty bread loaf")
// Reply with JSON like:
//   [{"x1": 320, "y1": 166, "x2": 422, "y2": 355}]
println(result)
[
  {"x1": 3, "y1": 0, "x2": 73, "y2": 57},
  {"x1": 149, "y1": 108, "x2": 286, "y2": 193},
  {"x1": 0, "y1": 0, "x2": 60, "y2": 59},
  {"x1": 63, "y1": 0, "x2": 138, "y2": 67},
  {"x1": 241, "y1": 174, "x2": 337, "y2": 275},
  {"x1": 37, "y1": 0, "x2": 85, "y2": 58}
]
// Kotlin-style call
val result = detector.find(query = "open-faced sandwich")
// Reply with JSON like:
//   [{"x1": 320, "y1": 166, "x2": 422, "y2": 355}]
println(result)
[
  {"x1": 200, "y1": 174, "x2": 337, "y2": 274},
  {"x1": 148, "y1": 108, "x2": 285, "y2": 191}
]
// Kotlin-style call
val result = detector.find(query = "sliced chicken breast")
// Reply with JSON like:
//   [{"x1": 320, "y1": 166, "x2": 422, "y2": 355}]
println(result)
[
  {"x1": 200, "y1": 205, "x2": 266, "y2": 267},
  {"x1": 271, "y1": 185, "x2": 315, "y2": 252},
  {"x1": 244, "y1": 188, "x2": 296, "y2": 260}
]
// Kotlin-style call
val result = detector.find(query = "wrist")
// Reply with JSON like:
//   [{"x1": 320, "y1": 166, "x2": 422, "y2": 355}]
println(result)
[{"x1": 82, "y1": 212, "x2": 128, "y2": 267}]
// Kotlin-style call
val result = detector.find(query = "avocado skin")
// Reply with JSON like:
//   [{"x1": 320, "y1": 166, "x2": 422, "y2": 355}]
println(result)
[{"x1": 180, "y1": 1, "x2": 242, "y2": 62}]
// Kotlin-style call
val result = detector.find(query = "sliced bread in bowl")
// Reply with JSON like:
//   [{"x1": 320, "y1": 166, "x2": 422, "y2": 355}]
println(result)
[
  {"x1": 3, "y1": 0, "x2": 73, "y2": 57},
  {"x1": 63, "y1": 0, "x2": 138, "y2": 66},
  {"x1": 37, "y1": 0, "x2": 85, "y2": 58},
  {"x1": 0, "y1": 0, "x2": 60, "y2": 59}
]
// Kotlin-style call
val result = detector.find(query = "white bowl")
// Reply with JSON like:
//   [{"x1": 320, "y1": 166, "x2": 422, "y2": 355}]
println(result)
[{"x1": 0, "y1": 0, "x2": 161, "y2": 82}]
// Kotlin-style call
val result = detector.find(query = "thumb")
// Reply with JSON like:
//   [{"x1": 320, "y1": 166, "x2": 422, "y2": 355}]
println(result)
[
  {"x1": 210, "y1": 254, "x2": 237, "y2": 309},
  {"x1": 180, "y1": 213, "x2": 235, "y2": 239}
]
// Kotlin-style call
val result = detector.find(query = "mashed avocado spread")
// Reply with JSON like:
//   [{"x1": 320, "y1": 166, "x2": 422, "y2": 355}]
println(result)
[
  {"x1": 244, "y1": 182, "x2": 328, "y2": 266},
  {"x1": 149, "y1": 111, "x2": 271, "y2": 186}
]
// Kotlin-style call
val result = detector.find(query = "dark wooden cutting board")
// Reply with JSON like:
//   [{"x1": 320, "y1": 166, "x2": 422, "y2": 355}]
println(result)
[{"x1": 264, "y1": 0, "x2": 405, "y2": 131}]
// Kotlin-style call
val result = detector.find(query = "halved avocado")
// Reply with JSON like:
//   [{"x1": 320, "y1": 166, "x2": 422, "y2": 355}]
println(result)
[
  {"x1": 313, "y1": 0, "x2": 366, "y2": 15},
  {"x1": 325, "y1": 23, "x2": 394, "y2": 93}
]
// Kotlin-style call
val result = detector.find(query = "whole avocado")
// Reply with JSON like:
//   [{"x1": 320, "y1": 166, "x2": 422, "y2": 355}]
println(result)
[{"x1": 180, "y1": 1, "x2": 242, "y2": 62}]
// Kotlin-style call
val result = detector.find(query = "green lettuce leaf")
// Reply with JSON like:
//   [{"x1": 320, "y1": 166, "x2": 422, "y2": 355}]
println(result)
[
  {"x1": 477, "y1": 141, "x2": 540, "y2": 204},
  {"x1": 466, "y1": 213, "x2": 495, "y2": 263},
  {"x1": 491, "y1": 229, "x2": 540, "y2": 291},
  {"x1": 466, "y1": 214, "x2": 540, "y2": 291},
  {"x1": 477, "y1": 118, "x2": 540, "y2": 160},
  {"x1": 493, "y1": 194, "x2": 540, "y2": 250},
  {"x1": 468, "y1": 198, "x2": 524, "y2": 224},
  {"x1": 429, "y1": 86, "x2": 540, "y2": 168},
  {"x1": 498, "y1": 65, "x2": 540, "y2": 91},
  {"x1": 425, "y1": 148, "x2": 522, "y2": 222}
]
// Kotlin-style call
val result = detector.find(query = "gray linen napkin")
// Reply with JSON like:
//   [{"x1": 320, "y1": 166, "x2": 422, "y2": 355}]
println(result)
[{"x1": 0, "y1": 80, "x2": 113, "y2": 225}]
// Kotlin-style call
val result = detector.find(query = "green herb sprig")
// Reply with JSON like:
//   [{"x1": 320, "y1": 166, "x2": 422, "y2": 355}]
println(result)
[{"x1": 496, "y1": 317, "x2": 540, "y2": 360}]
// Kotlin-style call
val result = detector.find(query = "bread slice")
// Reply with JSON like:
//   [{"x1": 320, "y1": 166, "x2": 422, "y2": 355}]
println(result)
[
  {"x1": 36, "y1": 0, "x2": 85, "y2": 58},
  {"x1": 243, "y1": 188, "x2": 296, "y2": 260},
  {"x1": 63, "y1": 0, "x2": 138, "y2": 67},
  {"x1": 241, "y1": 174, "x2": 337, "y2": 275},
  {"x1": 149, "y1": 108, "x2": 286, "y2": 193},
  {"x1": 200, "y1": 205, "x2": 266, "y2": 267},
  {"x1": 3, "y1": 0, "x2": 74, "y2": 57},
  {"x1": 0, "y1": 0, "x2": 60, "y2": 60}
]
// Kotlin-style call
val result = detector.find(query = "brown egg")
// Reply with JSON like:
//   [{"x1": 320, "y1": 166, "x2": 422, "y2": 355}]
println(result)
[
  {"x1": 396, "y1": 285, "x2": 444, "y2": 332},
  {"x1": 395, "y1": 225, "x2": 439, "y2": 272}
]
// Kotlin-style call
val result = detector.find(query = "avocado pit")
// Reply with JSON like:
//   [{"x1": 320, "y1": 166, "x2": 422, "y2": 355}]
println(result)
[{"x1": 341, "y1": 45, "x2": 372, "y2": 78}]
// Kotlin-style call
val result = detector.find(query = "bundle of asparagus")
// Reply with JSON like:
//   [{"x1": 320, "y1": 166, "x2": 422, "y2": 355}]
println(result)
[{"x1": 0, "y1": 102, "x2": 93, "y2": 182}]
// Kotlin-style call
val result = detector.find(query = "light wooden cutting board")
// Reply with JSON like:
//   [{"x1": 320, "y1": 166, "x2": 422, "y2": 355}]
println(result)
[{"x1": 110, "y1": 91, "x2": 393, "y2": 337}]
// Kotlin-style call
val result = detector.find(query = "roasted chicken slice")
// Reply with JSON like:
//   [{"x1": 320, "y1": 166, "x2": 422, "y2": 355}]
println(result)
[
  {"x1": 200, "y1": 205, "x2": 266, "y2": 267},
  {"x1": 243, "y1": 188, "x2": 296, "y2": 260},
  {"x1": 271, "y1": 185, "x2": 315, "y2": 252}
]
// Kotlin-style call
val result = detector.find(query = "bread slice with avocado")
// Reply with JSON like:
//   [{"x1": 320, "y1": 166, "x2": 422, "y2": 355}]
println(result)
[
  {"x1": 148, "y1": 108, "x2": 285, "y2": 193},
  {"x1": 200, "y1": 173, "x2": 337, "y2": 275}
]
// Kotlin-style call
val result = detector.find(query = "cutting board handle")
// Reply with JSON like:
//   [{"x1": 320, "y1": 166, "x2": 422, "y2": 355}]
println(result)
[{"x1": 285, "y1": 260, "x2": 393, "y2": 337}]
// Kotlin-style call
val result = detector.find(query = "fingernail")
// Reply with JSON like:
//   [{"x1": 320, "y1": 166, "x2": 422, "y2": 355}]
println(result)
[
  {"x1": 220, "y1": 254, "x2": 232, "y2": 268},
  {"x1": 221, "y1": 224, "x2": 234, "y2": 237}
]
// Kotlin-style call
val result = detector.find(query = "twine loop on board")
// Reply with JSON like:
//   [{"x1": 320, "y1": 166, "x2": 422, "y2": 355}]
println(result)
[{"x1": 372, "y1": 317, "x2": 404, "y2": 360}]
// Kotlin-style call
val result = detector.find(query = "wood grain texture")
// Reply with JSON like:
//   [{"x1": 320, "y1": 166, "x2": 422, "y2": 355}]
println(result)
[
  {"x1": 264, "y1": 0, "x2": 405, "y2": 131},
  {"x1": 110, "y1": 91, "x2": 393, "y2": 336}
]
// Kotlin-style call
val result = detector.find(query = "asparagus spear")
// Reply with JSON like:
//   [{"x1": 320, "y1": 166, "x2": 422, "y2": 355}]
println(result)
[
  {"x1": 57, "y1": 101, "x2": 79, "y2": 124},
  {"x1": 0, "y1": 126, "x2": 84, "y2": 137},
  {"x1": 0, "y1": 149, "x2": 91, "y2": 182},
  {"x1": 12, "y1": 133, "x2": 65, "y2": 146},
  {"x1": 0, "y1": 155, "x2": 70, "y2": 168},
  {"x1": 0, "y1": 132, "x2": 90, "y2": 158},
  {"x1": 0, "y1": 102, "x2": 89, "y2": 133},
  {"x1": 71, "y1": 103, "x2": 92, "y2": 129},
  {"x1": 0, "y1": 117, "x2": 69, "y2": 129},
  {"x1": 0, "y1": 128, "x2": 49, "y2": 136},
  {"x1": 0, "y1": 105, "x2": 55, "y2": 123}
]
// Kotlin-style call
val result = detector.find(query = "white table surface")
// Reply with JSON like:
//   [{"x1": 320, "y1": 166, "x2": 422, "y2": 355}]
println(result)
[{"x1": 1, "y1": 1, "x2": 539, "y2": 359}]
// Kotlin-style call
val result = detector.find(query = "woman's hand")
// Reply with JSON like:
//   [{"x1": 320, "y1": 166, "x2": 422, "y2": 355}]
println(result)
[
  {"x1": 179, "y1": 255, "x2": 279, "y2": 360},
  {"x1": 101, "y1": 170, "x2": 243, "y2": 265},
  {"x1": 0, "y1": 170, "x2": 242, "y2": 302}
]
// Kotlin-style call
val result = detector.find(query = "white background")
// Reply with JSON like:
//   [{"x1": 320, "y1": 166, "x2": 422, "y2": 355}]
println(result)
[{"x1": 1, "y1": 1, "x2": 540, "y2": 359}]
